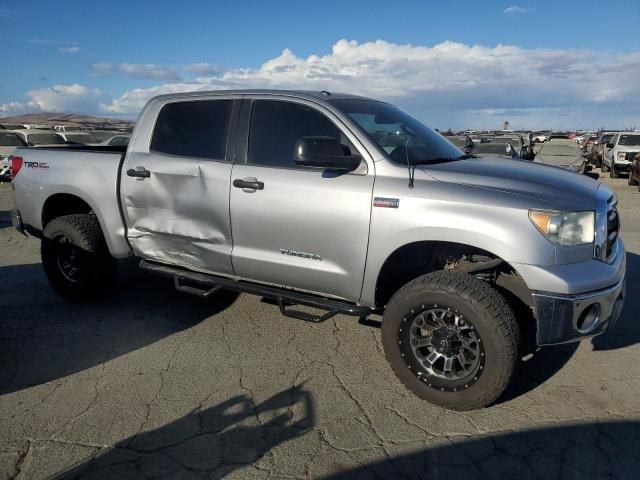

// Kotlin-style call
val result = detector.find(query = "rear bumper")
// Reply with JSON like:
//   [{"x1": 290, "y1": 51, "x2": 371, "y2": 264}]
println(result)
[{"x1": 533, "y1": 276, "x2": 625, "y2": 345}]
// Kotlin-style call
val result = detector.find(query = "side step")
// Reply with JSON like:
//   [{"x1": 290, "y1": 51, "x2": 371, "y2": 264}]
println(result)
[{"x1": 139, "y1": 260, "x2": 372, "y2": 323}]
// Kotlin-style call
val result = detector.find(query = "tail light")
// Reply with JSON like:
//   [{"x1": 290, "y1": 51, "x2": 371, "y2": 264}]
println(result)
[{"x1": 10, "y1": 156, "x2": 23, "y2": 178}]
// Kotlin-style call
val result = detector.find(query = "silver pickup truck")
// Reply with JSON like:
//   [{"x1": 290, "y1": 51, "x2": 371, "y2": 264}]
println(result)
[{"x1": 9, "y1": 90, "x2": 626, "y2": 410}]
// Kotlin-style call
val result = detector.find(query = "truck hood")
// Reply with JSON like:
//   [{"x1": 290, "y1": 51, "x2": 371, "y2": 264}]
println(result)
[{"x1": 422, "y1": 157, "x2": 599, "y2": 209}]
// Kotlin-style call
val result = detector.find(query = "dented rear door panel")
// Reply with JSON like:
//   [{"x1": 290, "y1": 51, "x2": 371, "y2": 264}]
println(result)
[{"x1": 121, "y1": 96, "x2": 239, "y2": 275}]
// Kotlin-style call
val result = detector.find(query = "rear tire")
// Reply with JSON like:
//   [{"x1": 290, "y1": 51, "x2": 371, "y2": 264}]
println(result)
[
  {"x1": 42, "y1": 214, "x2": 116, "y2": 302},
  {"x1": 381, "y1": 271, "x2": 519, "y2": 411}
]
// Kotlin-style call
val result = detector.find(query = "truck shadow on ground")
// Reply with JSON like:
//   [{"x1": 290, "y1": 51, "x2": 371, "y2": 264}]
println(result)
[
  {"x1": 325, "y1": 421, "x2": 640, "y2": 479},
  {"x1": 591, "y1": 252, "x2": 639, "y2": 351},
  {"x1": 0, "y1": 210, "x2": 11, "y2": 229},
  {"x1": 52, "y1": 385, "x2": 315, "y2": 480},
  {"x1": 0, "y1": 259, "x2": 238, "y2": 396}
]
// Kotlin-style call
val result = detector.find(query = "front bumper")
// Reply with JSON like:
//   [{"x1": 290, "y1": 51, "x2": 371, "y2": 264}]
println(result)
[{"x1": 533, "y1": 276, "x2": 625, "y2": 345}]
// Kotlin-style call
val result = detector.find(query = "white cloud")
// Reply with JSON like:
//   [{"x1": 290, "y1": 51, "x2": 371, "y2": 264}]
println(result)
[
  {"x1": 90, "y1": 62, "x2": 181, "y2": 81},
  {"x1": 59, "y1": 46, "x2": 80, "y2": 54},
  {"x1": 97, "y1": 39, "x2": 640, "y2": 129},
  {"x1": 503, "y1": 6, "x2": 532, "y2": 14},
  {"x1": 184, "y1": 63, "x2": 226, "y2": 76},
  {"x1": 0, "y1": 84, "x2": 102, "y2": 115},
  {"x1": 5, "y1": 39, "x2": 640, "y2": 128}
]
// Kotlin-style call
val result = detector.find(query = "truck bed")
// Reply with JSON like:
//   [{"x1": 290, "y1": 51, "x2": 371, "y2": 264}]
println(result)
[{"x1": 11, "y1": 146, "x2": 131, "y2": 257}]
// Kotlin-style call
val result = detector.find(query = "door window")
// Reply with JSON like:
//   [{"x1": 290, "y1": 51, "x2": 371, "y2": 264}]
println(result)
[
  {"x1": 151, "y1": 100, "x2": 232, "y2": 160},
  {"x1": 248, "y1": 100, "x2": 353, "y2": 168}
]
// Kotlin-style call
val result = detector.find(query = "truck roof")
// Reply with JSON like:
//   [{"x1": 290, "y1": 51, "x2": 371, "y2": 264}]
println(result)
[{"x1": 148, "y1": 89, "x2": 378, "y2": 104}]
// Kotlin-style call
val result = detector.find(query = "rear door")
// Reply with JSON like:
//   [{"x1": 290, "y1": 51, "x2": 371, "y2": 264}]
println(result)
[
  {"x1": 229, "y1": 97, "x2": 375, "y2": 301},
  {"x1": 122, "y1": 96, "x2": 239, "y2": 274}
]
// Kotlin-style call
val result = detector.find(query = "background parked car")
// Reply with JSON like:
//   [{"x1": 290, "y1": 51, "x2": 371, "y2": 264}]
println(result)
[
  {"x1": 13, "y1": 129, "x2": 66, "y2": 146},
  {"x1": 628, "y1": 152, "x2": 640, "y2": 190},
  {"x1": 0, "y1": 130, "x2": 27, "y2": 180},
  {"x1": 58, "y1": 132, "x2": 101, "y2": 145},
  {"x1": 0, "y1": 123, "x2": 26, "y2": 130},
  {"x1": 602, "y1": 132, "x2": 640, "y2": 178},
  {"x1": 100, "y1": 134, "x2": 130, "y2": 147},
  {"x1": 591, "y1": 131, "x2": 617, "y2": 167}
]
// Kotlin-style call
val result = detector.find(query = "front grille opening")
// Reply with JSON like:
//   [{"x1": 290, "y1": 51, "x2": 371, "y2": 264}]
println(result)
[{"x1": 606, "y1": 196, "x2": 619, "y2": 259}]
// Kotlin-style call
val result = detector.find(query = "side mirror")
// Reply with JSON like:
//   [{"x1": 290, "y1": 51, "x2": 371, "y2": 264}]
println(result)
[
  {"x1": 606, "y1": 143, "x2": 614, "y2": 149},
  {"x1": 293, "y1": 137, "x2": 361, "y2": 171}
]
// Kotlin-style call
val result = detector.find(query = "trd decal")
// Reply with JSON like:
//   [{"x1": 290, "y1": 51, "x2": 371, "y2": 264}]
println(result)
[
  {"x1": 373, "y1": 197, "x2": 399, "y2": 208},
  {"x1": 24, "y1": 161, "x2": 49, "y2": 169}
]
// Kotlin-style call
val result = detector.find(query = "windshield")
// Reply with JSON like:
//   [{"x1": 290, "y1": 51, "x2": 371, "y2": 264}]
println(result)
[
  {"x1": 618, "y1": 134, "x2": 640, "y2": 146},
  {"x1": 601, "y1": 134, "x2": 614, "y2": 143},
  {"x1": 0, "y1": 132, "x2": 27, "y2": 146},
  {"x1": 330, "y1": 99, "x2": 464, "y2": 164},
  {"x1": 29, "y1": 134, "x2": 65, "y2": 145},
  {"x1": 66, "y1": 134, "x2": 98, "y2": 144}
]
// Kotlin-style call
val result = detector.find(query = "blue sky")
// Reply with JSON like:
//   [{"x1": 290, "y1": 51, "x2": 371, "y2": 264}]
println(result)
[{"x1": 1, "y1": 0, "x2": 639, "y2": 129}]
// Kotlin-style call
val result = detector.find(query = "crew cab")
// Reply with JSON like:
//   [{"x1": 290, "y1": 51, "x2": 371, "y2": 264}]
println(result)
[
  {"x1": 602, "y1": 132, "x2": 640, "y2": 178},
  {"x1": 9, "y1": 90, "x2": 626, "y2": 410}
]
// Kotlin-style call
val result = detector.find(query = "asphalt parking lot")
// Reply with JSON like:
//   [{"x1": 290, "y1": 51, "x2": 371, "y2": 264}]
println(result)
[{"x1": 1, "y1": 160, "x2": 639, "y2": 479}]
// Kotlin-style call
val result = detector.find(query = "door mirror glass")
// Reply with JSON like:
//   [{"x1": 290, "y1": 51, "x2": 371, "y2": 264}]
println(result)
[
  {"x1": 606, "y1": 143, "x2": 614, "y2": 149},
  {"x1": 293, "y1": 136, "x2": 361, "y2": 171}
]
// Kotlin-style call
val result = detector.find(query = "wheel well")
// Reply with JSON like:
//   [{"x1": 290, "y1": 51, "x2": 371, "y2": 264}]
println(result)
[
  {"x1": 375, "y1": 240, "x2": 536, "y2": 354},
  {"x1": 42, "y1": 194, "x2": 92, "y2": 228}
]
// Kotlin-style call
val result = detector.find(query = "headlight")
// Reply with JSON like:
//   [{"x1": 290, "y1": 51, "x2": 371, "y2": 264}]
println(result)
[
  {"x1": 617, "y1": 152, "x2": 630, "y2": 161},
  {"x1": 529, "y1": 210, "x2": 594, "y2": 246}
]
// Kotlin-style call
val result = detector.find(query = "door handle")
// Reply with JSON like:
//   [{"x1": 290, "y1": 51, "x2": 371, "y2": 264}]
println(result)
[
  {"x1": 127, "y1": 167, "x2": 151, "y2": 179},
  {"x1": 233, "y1": 178, "x2": 264, "y2": 190}
]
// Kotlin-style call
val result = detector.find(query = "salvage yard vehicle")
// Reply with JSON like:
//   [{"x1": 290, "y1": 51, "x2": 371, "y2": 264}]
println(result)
[
  {"x1": 628, "y1": 152, "x2": 640, "y2": 190},
  {"x1": 602, "y1": 132, "x2": 640, "y2": 178},
  {"x1": 0, "y1": 130, "x2": 27, "y2": 180},
  {"x1": 591, "y1": 131, "x2": 617, "y2": 168},
  {"x1": 58, "y1": 131, "x2": 100, "y2": 145},
  {"x1": 9, "y1": 90, "x2": 626, "y2": 410},
  {"x1": 12, "y1": 129, "x2": 66, "y2": 146}
]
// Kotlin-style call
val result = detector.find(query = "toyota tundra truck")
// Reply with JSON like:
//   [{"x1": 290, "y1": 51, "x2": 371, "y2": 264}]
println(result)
[{"x1": 9, "y1": 90, "x2": 626, "y2": 410}]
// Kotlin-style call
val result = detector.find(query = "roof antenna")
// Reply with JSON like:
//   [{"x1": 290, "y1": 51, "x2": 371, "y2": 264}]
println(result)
[
  {"x1": 405, "y1": 135, "x2": 415, "y2": 189},
  {"x1": 320, "y1": 90, "x2": 331, "y2": 96}
]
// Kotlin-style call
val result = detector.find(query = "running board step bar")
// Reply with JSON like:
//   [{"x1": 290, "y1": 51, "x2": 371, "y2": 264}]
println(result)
[{"x1": 139, "y1": 260, "x2": 372, "y2": 323}]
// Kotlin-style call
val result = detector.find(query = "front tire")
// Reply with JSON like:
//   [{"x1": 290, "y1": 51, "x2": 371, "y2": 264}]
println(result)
[
  {"x1": 628, "y1": 171, "x2": 638, "y2": 186},
  {"x1": 42, "y1": 214, "x2": 116, "y2": 302},
  {"x1": 610, "y1": 161, "x2": 619, "y2": 178},
  {"x1": 602, "y1": 159, "x2": 609, "y2": 172},
  {"x1": 381, "y1": 271, "x2": 519, "y2": 410}
]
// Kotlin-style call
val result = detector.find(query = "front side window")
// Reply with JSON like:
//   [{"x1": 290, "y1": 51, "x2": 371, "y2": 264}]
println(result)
[
  {"x1": 151, "y1": 100, "x2": 232, "y2": 160},
  {"x1": 248, "y1": 100, "x2": 350, "y2": 168},
  {"x1": 330, "y1": 99, "x2": 464, "y2": 165}
]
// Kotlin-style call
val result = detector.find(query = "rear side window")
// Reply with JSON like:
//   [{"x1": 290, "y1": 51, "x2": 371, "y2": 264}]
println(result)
[
  {"x1": 151, "y1": 100, "x2": 232, "y2": 160},
  {"x1": 248, "y1": 100, "x2": 344, "y2": 168}
]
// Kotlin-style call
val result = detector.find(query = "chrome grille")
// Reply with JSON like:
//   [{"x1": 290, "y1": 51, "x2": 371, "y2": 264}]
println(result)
[{"x1": 606, "y1": 196, "x2": 619, "y2": 259}]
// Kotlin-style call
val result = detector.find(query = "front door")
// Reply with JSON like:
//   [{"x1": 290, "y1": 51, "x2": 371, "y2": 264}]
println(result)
[
  {"x1": 122, "y1": 97, "x2": 238, "y2": 274},
  {"x1": 229, "y1": 98, "x2": 374, "y2": 301}
]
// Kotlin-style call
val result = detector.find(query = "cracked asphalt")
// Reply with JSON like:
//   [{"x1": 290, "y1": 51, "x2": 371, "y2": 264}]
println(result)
[{"x1": 1, "y1": 162, "x2": 640, "y2": 479}]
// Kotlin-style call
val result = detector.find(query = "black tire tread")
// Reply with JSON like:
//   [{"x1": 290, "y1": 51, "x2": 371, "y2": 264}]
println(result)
[
  {"x1": 382, "y1": 271, "x2": 519, "y2": 410},
  {"x1": 42, "y1": 214, "x2": 115, "y2": 301}
]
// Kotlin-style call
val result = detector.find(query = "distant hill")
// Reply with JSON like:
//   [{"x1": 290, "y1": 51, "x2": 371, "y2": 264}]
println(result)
[{"x1": 0, "y1": 112, "x2": 134, "y2": 129}]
